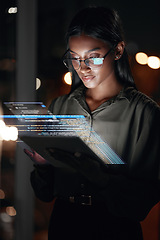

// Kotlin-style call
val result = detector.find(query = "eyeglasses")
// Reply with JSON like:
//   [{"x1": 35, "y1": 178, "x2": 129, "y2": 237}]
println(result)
[{"x1": 63, "y1": 48, "x2": 113, "y2": 70}]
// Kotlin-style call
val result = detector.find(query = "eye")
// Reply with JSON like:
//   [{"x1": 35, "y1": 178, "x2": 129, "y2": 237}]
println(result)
[
  {"x1": 89, "y1": 53, "x2": 101, "y2": 58},
  {"x1": 71, "y1": 58, "x2": 80, "y2": 69}
]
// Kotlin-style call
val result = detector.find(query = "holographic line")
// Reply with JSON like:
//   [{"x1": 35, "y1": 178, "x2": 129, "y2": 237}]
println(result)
[{"x1": 0, "y1": 115, "x2": 85, "y2": 119}]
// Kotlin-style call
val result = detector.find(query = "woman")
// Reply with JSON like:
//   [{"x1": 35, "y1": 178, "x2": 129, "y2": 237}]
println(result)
[{"x1": 25, "y1": 6, "x2": 160, "y2": 240}]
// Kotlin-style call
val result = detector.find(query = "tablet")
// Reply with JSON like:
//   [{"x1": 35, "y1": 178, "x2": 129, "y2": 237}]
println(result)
[{"x1": 20, "y1": 135, "x2": 102, "y2": 168}]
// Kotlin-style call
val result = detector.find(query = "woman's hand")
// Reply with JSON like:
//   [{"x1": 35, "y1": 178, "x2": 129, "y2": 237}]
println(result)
[{"x1": 24, "y1": 148, "x2": 50, "y2": 165}]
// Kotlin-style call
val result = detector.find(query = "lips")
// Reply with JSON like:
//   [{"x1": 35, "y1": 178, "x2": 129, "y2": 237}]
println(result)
[{"x1": 81, "y1": 75, "x2": 95, "y2": 82}]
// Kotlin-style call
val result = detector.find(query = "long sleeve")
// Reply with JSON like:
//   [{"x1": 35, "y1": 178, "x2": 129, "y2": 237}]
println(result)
[
  {"x1": 30, "y1": 164, "x2": 55, "y2": 202},
  {"x1": 30, "y1": 86, "x2": 160, "y2": 222},
  {"x1": 128, "y1": 103, "x2": 160, "y2": 180},
  {"x1": 95, "y1": 103, "x2": 160, "y2": 221}
]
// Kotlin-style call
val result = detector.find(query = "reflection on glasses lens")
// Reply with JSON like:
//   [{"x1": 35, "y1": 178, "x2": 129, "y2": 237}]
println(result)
[
  {"x1": 92, "y1": 58, "x2": 103, "y2": 65},
  {"x1": 63, "y1": 58, "x2": 104, "y2": 70},
  {"x1": 86, "y1": 58, "x2": 104, "y2": 68},
  {"x1": 63, "y1": 47, "x2": 113, "y2": 70}
]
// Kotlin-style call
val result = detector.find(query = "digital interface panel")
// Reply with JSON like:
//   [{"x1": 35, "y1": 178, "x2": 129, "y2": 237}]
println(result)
[{"x1": 2, "y1": 102, "x2": 124, "y2": 164}]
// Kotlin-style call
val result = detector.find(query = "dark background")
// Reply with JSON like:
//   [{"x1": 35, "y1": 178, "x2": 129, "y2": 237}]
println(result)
[
  {"x1": 0, "y1": 0, "x2": 160, "y2": 105},
  {"x1": 0, "y1": 1, "x2": 160, "y2": 240}
]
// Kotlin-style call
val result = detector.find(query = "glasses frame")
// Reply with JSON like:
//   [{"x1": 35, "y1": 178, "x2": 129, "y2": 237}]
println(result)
[{"x1": 63, "y1": 47, "x2": 113, "y2": 70}]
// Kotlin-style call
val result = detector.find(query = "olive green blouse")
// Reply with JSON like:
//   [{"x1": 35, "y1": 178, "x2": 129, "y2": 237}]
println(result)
[{"x1": 31, "y1": 85, "x2": 160, "y2": 221}]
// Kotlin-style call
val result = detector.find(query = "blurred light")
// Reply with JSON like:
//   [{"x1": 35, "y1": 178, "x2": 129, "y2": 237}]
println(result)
[
  {"x1": 0, "y1": 189, "x2": 5, "y2": 199},
  {"x1": 0, "y1": 120, "x2": 18, "y2": 141},
  {"x1": 135, "y1": 52, "x2": 148, "y2": 65},
  {"x1": 6, "y1": 206, "x2": 17, "y2": 217},
  {"x1": 64, "y1": 72, "x2": 72, "y2": 85},
  {"x1": 8, "y1": 127, "x2": 18, "y2": 141},
  {"x1": 0, "y1": 120, "x2": 5, "y2": 128},
  {"x1": 2, "y1": 127, "x2": 11, "y2": 141},
  {"x1": 148, "y1": 56, "x2": 160, "y2": 69},
  {"x1": 0, "y1": 120, "x2": 6, "y2": 140},
  {"x1": 8, "y1": 7, "x2": 17, "y2": 14},
  {"x1": 36, "y1": 78, "x2": 41, "y2": 90}
]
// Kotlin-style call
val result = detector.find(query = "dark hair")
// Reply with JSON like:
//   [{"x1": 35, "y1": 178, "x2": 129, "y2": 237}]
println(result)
[{"x1": 66, "y1": 6, "x2": 135, "y2": 91}]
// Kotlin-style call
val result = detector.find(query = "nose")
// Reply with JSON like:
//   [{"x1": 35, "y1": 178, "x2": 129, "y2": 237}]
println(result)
[{"x1": 79, "y1": 61, "x2": 90, "y2": 72}]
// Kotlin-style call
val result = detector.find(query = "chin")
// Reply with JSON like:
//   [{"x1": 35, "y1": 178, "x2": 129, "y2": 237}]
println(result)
[{"x1": 82, "y1": 81, "x2": 97, "y2": 89}]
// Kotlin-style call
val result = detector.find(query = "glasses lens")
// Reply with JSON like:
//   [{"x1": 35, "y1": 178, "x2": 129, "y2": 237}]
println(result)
[
  {"x1": 63, "y1": 56, "x2": 104, "y2": 70},
  {"x1": 86, "y1": 58, "x2": 104, "y2": 69},
  {"x1": 63, "y1": 50, "x2": 74, "y2": 69},
  {"x1": 63, "y1": 58, "x2": 80, "y2": 70},
  {"x1": 93, "y1": 58, "x2": 104, "y2": 65},
  {"x1": 71, "y1": 59, "x2": 80, "y2": 70}
]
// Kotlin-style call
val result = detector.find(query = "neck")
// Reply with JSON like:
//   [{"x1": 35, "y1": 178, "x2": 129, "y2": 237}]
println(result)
[
  {"x1": 85, "y1": 79, "x2": 123, "y2": 112},
  {"x1": 86, "y1": 80, "x2": 123, "y2": 102}
]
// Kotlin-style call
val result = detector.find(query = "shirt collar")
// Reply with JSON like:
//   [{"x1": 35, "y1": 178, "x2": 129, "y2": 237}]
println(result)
[{"x1": 69, "y1": 84, "x2": 135, "y2": 103}]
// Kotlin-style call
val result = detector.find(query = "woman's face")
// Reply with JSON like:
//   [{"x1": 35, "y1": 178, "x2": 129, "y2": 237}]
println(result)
[{"x1": 68, "y1": 34, "x2": 116, "y2": 89}]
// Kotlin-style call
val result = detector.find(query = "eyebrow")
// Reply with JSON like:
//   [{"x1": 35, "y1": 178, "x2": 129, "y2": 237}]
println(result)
[
  {"x1": 87, "y1": 47, "x2": 101, "y2": 53},
  {"x1": 69, "y1": 47, "x2": 101, "y2": 55}
]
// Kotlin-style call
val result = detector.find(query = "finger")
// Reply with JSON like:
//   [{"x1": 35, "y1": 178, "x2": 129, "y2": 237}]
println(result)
[{"x1": 24, "y1": 148, "x2": 34, "y2": 158}]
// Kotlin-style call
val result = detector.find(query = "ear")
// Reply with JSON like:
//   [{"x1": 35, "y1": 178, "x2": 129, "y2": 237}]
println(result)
[{"x1": 115, "y1": 41, "x2": 125, "y2": 60}]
